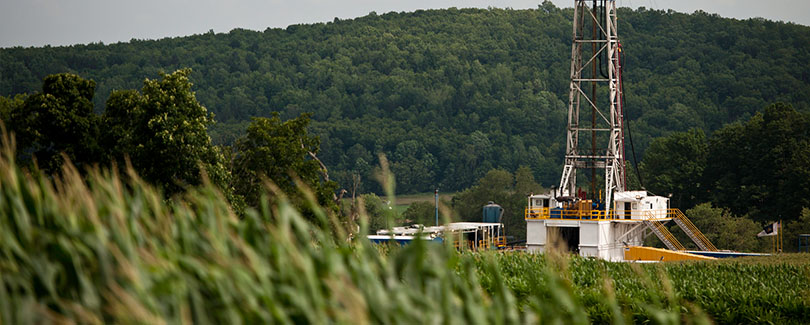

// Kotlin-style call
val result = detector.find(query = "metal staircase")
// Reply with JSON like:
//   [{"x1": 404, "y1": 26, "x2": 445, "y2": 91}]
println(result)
[
  {"x1": 672, "y1": 209, "x2": 718, "y2": 251},
  {"x1": 643, "y1": 218, "x2": 685, "y2": 251}
]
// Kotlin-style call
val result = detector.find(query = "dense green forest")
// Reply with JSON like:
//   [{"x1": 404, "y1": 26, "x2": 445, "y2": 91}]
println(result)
[{"x1": 3, "y1": 3, "x2": 809, "y2": 195}]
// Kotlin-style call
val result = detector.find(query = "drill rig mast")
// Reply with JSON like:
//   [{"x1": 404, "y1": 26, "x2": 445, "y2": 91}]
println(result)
[
  {"x1": 559, "y1": 0, "x2": 626, "y2": 211},
  {"x1": 524, "y1": 0, "x2": 719, "y2": 261}
]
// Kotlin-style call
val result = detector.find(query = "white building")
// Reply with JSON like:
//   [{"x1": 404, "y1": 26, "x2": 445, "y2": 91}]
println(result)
[
  {"x1": 375, "y1": 222, "x2": 506, "y2": 250},
  {"x1": 525, "y1": 190, "x2": 671, "y2": 261}
]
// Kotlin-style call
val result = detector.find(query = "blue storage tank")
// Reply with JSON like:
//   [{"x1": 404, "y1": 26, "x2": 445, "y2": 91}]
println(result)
[{"x1": 482, "y1": 201, "x2": 504, "y2": 223}]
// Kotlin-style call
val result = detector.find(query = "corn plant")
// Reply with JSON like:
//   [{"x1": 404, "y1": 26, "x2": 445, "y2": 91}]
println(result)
[{"x1": 0, "y1": 129, "x2": 804, "y2": 324}]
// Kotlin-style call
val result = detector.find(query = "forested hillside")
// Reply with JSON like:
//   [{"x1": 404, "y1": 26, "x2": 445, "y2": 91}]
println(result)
[{"x1": 2, "y1": 2, "x2": 809, "y2": 194}]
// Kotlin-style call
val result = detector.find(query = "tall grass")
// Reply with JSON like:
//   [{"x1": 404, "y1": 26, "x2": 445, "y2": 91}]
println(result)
[
  {"x1": 0, "y1": 129, "x2": 803, "y2": 324},
  {"x1": 0, "y1": 130, "x2": 512, "y2": 323}
]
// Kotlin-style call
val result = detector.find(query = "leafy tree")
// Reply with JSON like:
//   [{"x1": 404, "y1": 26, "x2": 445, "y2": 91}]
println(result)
[
  {"x1": 103, "y1": 69, "x2": 228, "y2": 195},
  {"x1": 452, "y1": 167, "x2": 542, "y2": 241},
  {"x1": 687, "y1": 203, "x2": 766, "y2": 252},
  {"x1": 784, "y1": 208, "x2": 810, "y2": 252},
  {"x1": 507, "y1": 166, "x2": 543, "y2": 240},
  {"x1": 0, "y1": 94, "x2": 26, "y2": 125},
  {"x1": 624, "y1": 160, "x2": 643, "y2": 191},
  {"x1": 390, "y1": 140, "x2": 437, "y2": 194},
  {"x1": 514, "y1": 165, "x2": 542, "y2": 196},
  {"x1": 8, "y1": 73, "x2": 101, "y2": 173},
  {"x1": 705, "y1": 103, "x2": 810, "y2": 223},
  {"x1": 453, "y1": 169, "x2": 513, "y2": 223},
  {"x1": 401, "y1": 201, "x2": 437, "y2": 226},
  {"x1": 361, "y1": 193, "x2": 398, "y2": 233},
  {"x1": 639, "y1": 128, "x2": 707, "y2": 209},
  {"x1": 654, "y1": 203, "x2": 766, "y2": 252},
  {"x1": 231, "y1": 112, "x2": 338, "y2": 215},
  {"x1": 703, "y1": 122, "x2": 747, "y2": 217}
]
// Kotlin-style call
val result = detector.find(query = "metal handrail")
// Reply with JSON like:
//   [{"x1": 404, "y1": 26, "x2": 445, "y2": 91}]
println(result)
[
  {"x1": 644, "y1": 211, "x2": 686, "y2": 251},
  {"x1": 524, "y1": 207, "x2": 675, "y2": 221},
  {"x1": 495, "y1": 236, "x2": 507, "y2": 247},
  {"x1": 673, "y1": 209, "x2": 718, "y2": 251},
  {"x1": 523, "y1": 204, "x2": 716, "y2": 251}
]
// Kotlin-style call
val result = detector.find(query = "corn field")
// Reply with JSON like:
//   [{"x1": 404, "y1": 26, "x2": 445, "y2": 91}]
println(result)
[
  {"x1": 479, "y1": 252, "x2": 810, "y2": 324},
  {"x1": 0, "y1": 130, "x2": 808, "y2": 324}
]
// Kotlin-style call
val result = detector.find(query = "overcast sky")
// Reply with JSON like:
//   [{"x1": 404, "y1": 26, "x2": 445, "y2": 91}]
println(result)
[{"x1": 1, "y1": 0, "x2": 807, "y2": 48}]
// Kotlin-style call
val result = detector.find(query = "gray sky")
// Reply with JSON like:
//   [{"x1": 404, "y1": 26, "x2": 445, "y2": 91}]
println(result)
[{"x1": 1, "y1": 0, "x2": 807, "y2": 48}]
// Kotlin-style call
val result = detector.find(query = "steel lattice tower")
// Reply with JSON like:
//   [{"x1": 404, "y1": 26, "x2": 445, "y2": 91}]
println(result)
[{"x1": 558, "y1": 0, "x2": 626, "y2": 210}]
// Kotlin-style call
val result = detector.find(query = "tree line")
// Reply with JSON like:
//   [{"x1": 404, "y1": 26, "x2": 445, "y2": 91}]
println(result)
[
  {"x1": 640, "y1": 103, "x2": 810, "y2": 251},
  {"x1": 0, "y1": 70, "x2": 338, "y2": 219}
]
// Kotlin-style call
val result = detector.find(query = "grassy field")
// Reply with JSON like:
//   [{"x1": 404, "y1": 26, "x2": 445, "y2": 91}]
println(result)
[
  {"x1": 339, "y1": 192, "x2": 455, "y2": 218},
  {"x1": 392, "y1": 192, "x2": 456, "y2": 216},
  {"x1": 0, "y1": 134, "x2": 808, "y2": 324},
  {"x1": 393, "y1": 192, "x2": 455, "y2": 206}
]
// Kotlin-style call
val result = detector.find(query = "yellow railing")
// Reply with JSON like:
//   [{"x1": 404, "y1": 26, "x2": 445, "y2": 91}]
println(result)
[
  {"x1": 454, "y1": 236, "x2": 508, "y2": 251},
  {"x1": 454, "y1": 239, "x2": 470, "y2": 251},
  {"x1": 478, "y1": 236, "x2": 507, "y2": 250},
  {"x1": 525, "y1": 207, "x2": 675, "y2": 221},
  {"x1": 673, "y1": 209, "x2": 718, "y2": 251},
  {"x1": 644, "y1": 211, "x2": 686, "y2": 251},
  {"x1": 524, "y1": 205, "x2": 718, "y2": 251},
  {"x1": 525, "y1": 207, "x2": 550, "y2": 219},
  {"x1": 495, "y1": 236, "x2": 507, "y2": 247}
]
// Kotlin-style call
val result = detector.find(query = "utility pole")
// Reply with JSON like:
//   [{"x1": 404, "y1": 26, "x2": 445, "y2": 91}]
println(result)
[{"x1": 435, "y1": 188, "x2": 439, "y2": 226}]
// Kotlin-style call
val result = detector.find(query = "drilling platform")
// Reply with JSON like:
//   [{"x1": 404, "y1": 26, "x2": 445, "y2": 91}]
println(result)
[{"x1": 525, "y1": 0, "x2": 718, "y2": 261}]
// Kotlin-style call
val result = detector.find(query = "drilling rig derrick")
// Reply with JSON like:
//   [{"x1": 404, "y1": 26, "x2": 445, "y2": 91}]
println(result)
[{"x1": 558, "y1": 0, "x2": 626, "y2": 211}]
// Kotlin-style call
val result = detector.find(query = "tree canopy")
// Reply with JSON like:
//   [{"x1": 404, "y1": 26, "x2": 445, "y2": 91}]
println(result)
[
  {"x1": 104, "y1": 69, "x2": 228, "y2": 195},
  {"x1": 2, "y1": 5, "x2": 808, "y2": 193},
  {"x1": 451, "y1": 166, "x2": 542, "y2": 241},
  {"x1": 704, "y1": 103, "x2": 810, "y2": 223},
  {"x1": 8, "y1": 73, "x2": 100, "y2": 173},
  {"x1": 640, "y1": 103, "x2": 810, "y2": 249},
  {"x1": 640, "y1": 128, "x2": 707, "y2": 208},
  {"x1": 232, "y1": 112, "x2": 338, "y2": 214}
]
